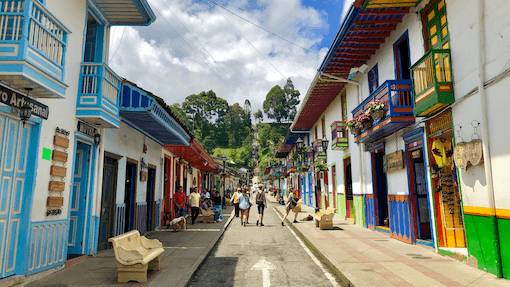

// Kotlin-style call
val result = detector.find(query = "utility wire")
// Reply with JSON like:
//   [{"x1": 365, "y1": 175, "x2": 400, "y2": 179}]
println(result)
[
  {"x1": 208, "y1": 0, "x2": 321, "y2": 56},
  {"x1": 110, "y1": 26, "x2": 126, "y2": 62},
  {"x1": 214, "y1": 4, "x2": 287, "y2": 80},
  {"x1": 151, "y1": 5, "x2": 241, "y2": 100},
  {"x1": 157, "y1": 0, "x2": 250, "y2": 100}
]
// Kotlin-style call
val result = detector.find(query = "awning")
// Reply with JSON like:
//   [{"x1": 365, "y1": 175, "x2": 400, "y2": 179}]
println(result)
[
  {"x1": 95, "y1": 0, "x2": 156, "y2": 26},
  {"x1": 275, "y1": 131, "x2": 308, "y2": 158},
  {"x1": 292, "y1": 3, "x2": 417, "y2": 132},
  {"x1": 120, "y1": 81, "x2": 192, "y2": 146},
  {"x1": 164, "y1": 140, "x2": 219, "y2": 172}
]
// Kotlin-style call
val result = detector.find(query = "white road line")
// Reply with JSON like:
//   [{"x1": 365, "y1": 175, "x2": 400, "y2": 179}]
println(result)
[
  {"x1": 251, "y1": 257, "x2": 276, "y2": 287},
  {"x1": 274, "y1": 207, "x2": 341, "y2": 287}
]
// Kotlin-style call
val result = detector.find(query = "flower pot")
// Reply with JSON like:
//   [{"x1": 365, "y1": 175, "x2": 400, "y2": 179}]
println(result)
[
  {"x1": 362, "y1": 120, "x2": 373, "y2": 130},
  {"x1": 351, "y1": 127, "x2": 361, "y2": 135},
  {"x1": 372, "y1": 110, "x2": 385, "y2": 121}
]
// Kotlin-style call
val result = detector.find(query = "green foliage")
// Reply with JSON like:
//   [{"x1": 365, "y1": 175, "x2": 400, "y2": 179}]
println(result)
[
  {"x1": 169, "y1": 103, "x2": 192, "y2": 130},
  {"x1": 263, "y1": 78, "x2": 301, "y2": 123}
]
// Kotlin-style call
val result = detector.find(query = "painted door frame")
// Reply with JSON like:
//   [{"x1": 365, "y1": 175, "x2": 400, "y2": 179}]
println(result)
[
  {"x1": 68, "y1": 133, "x2": 97, "y2": 255},
  {"x1": 125, "y1": 157, "x2": 138, "y2": 232},
  {"x1": 332, "y1": 163, "x2": 337, "y2": 209},
  {"x1": 0, "y1": 109, "x2": 42, "y2": 277},
  {"x1": 371, "y1": 148, "x2": 388, "y2": 227},
  {"x1": 344, "y1": 156, "x2": 353, "y2": 219},
  {"x1": 98, "y1": 153, "x2": 119, "y2": 251},
  {"x1": 146, "y1": 166, "x2": 156, "y2": 231},
  {"x1": 393, "y1": 30, "x2": 411, "y2": 80}
]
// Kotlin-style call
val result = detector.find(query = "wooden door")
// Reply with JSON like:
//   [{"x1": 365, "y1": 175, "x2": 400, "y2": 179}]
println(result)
[
  {"x1": 146, "y1": 168, "x2": 156, "y2": 231},
  {"x1": 124, "y1": 162, "x2": 137, "y2": 232},
  {"x1": 98, "y1": 156, "x2": 117, "y2": 251}
]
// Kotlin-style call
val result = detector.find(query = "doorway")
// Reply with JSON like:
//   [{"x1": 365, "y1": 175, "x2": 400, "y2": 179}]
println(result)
[
  {"x1": 413, "y1": 158, "x2": 432, "y2": 239},
  {"x1": 146, "y1": 167, "x2": 156, "y2": 232},
  {"x1": 373, "y1": 151, "x2": 388, "y2": 226},
  {"x1": 308, "y1": 173, "x2": 313, "y2": 207},
  {"x1": 98, "y1": 156, "x2": 118, "y2": 251},
  {"x1": 83, "y1": 12, "x2": 105, "y2": 63},
  {"x1": 124, "y1": 160, "x2": 137, "y2": 232},
  {"x1": 394, "y1": 32, "x2": 411, "y2": 80},
  {"x1": 69, "y1": 142, "x2": 92, "y2": 255},
  {"x1": 344, "y1": 157, "x2": 353, "y2": 219}
]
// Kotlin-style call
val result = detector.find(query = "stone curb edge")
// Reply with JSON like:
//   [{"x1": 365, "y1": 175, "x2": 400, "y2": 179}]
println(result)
[
  {"x1": 176, "y1": 209, "x2": 236, "y2": 287},
  {"x1": 274, "y1": 207, "x2": 355, "y2": 287}
]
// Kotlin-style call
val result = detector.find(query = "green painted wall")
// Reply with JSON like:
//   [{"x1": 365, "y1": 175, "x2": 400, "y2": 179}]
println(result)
[
  {"x1": 329, "y1": 193, "x2": 334, "y2": 211},
  {"x1": 353, "y1": 195, "x2": 364, "y2": 226},
  {"x1": 464, "y1": 213, "x2": 502, "y2": 277},
  {"x1": 498, "y1": 217, "x2": 510, "y2": 279},
  {"x1": 338, "y1": 194, "x2": 346, "y2": 218}
]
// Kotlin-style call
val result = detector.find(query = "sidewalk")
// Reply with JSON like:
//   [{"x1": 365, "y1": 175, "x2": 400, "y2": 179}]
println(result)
[
  {"x1": 26, "y1": 206, "x2": 234, "y2": 287},
  {"x1": 271, "y1": 197, "x2": 510, "y2": 287}
]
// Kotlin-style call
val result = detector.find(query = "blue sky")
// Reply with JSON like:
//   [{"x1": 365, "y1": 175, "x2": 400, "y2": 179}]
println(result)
[{"x1": 109, "y1": 0, "x2": 353, "y2": 115}]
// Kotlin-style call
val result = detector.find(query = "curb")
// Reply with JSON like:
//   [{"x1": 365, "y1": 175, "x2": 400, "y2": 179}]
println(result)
[
  {"x1": 176, "y1": 209, "x2": 236, "y2": 287},
  {"x1": 274, "y1": 207, "x2": 355, "y2": 287}
]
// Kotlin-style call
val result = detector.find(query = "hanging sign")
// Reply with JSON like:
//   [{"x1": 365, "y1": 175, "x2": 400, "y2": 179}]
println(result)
[
  {"x1": 0, "y1": 84, "x2": 49, "y2": 119},
  {"x1": 385, "y1": 150, "x2": 405, "y2": 172},
  {"x1": 77, "y1": 120, "x2": 97, "y2": 138},
  {"x1": 454, "y1": 139, "x2": 483, "y2": 171}
]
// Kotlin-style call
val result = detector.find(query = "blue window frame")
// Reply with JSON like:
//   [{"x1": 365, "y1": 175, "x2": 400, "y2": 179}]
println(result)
[{"x1": 368, "y1": 65, "x2": 379, "y2": 94}]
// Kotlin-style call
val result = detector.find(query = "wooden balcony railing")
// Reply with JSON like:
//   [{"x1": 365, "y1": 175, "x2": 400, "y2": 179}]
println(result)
[{"x1": 411, "y1": 49, "x2": 454, "y2": 117}]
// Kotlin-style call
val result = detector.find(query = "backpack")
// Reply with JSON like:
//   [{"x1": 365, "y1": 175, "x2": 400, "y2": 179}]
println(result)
[{"x1": 256, "y1": 191, "x2": 264, "y2": 205}]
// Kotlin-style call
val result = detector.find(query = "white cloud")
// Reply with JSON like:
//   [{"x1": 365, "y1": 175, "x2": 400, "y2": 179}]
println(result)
[
  {"x1": 108, "y1": 0, "x2": 330, "y2": 116},
  {"x1": 340, "y1": 0, "x2": 355, "y2": 24}
]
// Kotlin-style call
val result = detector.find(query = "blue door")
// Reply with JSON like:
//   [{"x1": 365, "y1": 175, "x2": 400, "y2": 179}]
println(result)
[
  {"x1": 308, "y1": 173, "x2": 313, "y2": 207},
  {"x1": 68, "y1": 143, "x2": 91, "y2": 254},
  {"x1": 0, "y1": 115, "x2": 33, "y2": 277}
]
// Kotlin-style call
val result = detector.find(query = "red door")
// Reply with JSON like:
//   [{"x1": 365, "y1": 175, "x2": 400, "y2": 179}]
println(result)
[
  {"x1": 324, "y1": 170, "x2": 329, "y2": 209},
  {"x1": 332, "y1": 165, "x2": 337, "y2": 208}
]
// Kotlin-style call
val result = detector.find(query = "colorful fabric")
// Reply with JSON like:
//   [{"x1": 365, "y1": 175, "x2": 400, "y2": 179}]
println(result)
[
  {"x1": 174, "y1": 192, "x2": 186, "y2": 205},
  {"x1": 432, "y1": 139, "x2": 453, "y2": 167}
]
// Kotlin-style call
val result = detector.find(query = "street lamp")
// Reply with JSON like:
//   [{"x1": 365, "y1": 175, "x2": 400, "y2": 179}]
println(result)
[
  {"x1": 321, "y1": 138, "x2": 329, "y2": 154},
  {"x1": 296, "y1": 137, "x2": 304, "y2": 150}
]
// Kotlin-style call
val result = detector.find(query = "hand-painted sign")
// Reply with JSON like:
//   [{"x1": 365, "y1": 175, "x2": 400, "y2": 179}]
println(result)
[
  {"x1": 0, "y1": 84, "x2": 49, "y2": 119},
  {"x1": 385, "y1": 150, "x2": 405, "y2": 172},
  {"x1": 454, "y1": 139, "x2": 483, "y2": 171}
]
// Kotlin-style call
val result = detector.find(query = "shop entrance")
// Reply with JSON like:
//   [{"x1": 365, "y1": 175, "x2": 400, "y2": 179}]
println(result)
[
  {"x1": 0, "y1": 115, "x2": 36, "y2": 277},
  {"x1": 331, "y1": 165, "x2": 336, "y2": 209},
  {"x1": 373, "y1": 151, "x2": 388, "y2": 226},
  {"x1": 344, "y1": 157, "x2": 353, "y2": 219},
  {"x1": 124, "y1": 160, "x2": 137, "y2": 232},
  {"x1": 69, "y1": 142, "x2": 92, "y2": 255},
  {"x1": 413, "y1": 158, "x2": 432, "y2": 240},
  {"x1": 146, "y1": 167, "x2": 156, "y2": 231},
  {"x1": 98, "y1": 156, "x2": 118, "y2": 251}
]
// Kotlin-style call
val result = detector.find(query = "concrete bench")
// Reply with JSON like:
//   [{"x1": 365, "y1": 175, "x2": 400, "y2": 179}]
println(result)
[
  {"x1": 200, "y1": 207, "x2": 215, "y2": 223},
  {"x1": 315, "y1": 207, "x2": 336, "y2": 230},
  {"x1": 108, "y1": 230, "x2": 164, "y2": 283}
]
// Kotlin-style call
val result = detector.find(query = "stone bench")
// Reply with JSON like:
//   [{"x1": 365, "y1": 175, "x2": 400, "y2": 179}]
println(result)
[
  {"x1": 315, "y1": 207, "x2": 336, "y2": 230},
  {"x1": 108, "y1": 230, "x2": 164, "y2": 283}
]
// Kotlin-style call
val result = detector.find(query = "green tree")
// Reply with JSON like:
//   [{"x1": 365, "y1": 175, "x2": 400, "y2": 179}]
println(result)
[
  {"x1": 169, "y1": 103, "x2": 192, "y2": 130},
  {"x1": 283, "y1": 78, "x2": 301, "y2": 121},
  {"x1": 263, "y1": 85, "x2": 286, "y2": 123},
  {"x1": 254, "y1": 109, "x2": 263, "y2": 124}
]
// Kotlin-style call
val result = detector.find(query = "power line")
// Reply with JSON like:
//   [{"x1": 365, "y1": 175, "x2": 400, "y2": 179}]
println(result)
[
  {"x1": 157, "y1": 0, "x2": 250, "y2": 99},
  {"x1": 208, "y1": 0, "x2": 321, "y2": 56},
  {"x1": 110, "y1": 26, "x2": 127, "y2": 62},
  {"x1": 214, "y1": 4, "x2": 288, "y2": 81},
  {"x1": 150, "y1": 5, "x2": 241, "y2": 100}
]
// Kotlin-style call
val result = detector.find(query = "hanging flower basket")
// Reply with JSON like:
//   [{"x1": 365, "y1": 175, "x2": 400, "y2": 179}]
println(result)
[
  {"x1": 372, "y1": 110, "x2": 385, "y2": 121},
  {"x1": 351, "y1": 127, "x2": 361, "y2": 135},
  {"x1": 362, "y1": 120, "x2": 373, "y2": 130}
]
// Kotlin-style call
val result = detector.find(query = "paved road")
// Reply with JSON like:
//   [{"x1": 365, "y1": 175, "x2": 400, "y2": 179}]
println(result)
[{"x1": 189, "y1": 201, "x2": 341, "y2": 287}]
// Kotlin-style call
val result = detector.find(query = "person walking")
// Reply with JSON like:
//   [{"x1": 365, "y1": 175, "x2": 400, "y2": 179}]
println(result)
[
  {"x1": 238, "y1": 187, "x2": 251, "y2": 226},
  {"x1": 212, "y1": 190, "x2": 223, "y2": 221},
  {"x1": 232, "y1": 188, "x2": 241, "y2": 218},
  {"x1": 282, "y1": 189, "x2": 299, "y2": 226},
  {"x1": 189, "y1": 187, "x2": 201, "y2": 225},
  {"x1": 246, "y1": 186, "x2": 254, "y2": 224},
  {"x1": 255, "y1": 184, "x2": 267, "y2": 226}
]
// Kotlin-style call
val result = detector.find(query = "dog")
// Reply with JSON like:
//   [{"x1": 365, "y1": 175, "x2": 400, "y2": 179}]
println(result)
[{"x1": 167, "y1": 216, "x2": 186, "y2": 232}]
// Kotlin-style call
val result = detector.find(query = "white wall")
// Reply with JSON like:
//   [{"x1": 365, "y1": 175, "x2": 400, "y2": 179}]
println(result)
[
  {"x1": 104, "y1": 121, "x2": 162, "y2": 204},
  {"x1": 30, "y1": 0, "x2": 87, "y2": 221}
]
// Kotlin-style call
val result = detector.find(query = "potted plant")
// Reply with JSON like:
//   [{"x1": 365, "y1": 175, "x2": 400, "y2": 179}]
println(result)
[
  {"x1": 347, "y1": 119, "x2": 359, "y2": 135},
  {"x1": 358, "y1": 113, "x2": 373, "y2": 130},
  {"x1": 367, "y1": 100, "x2": 385, "y2": 121},
  {"x1": 314, "y1": 161, "x2": 329, "y2": 172}
]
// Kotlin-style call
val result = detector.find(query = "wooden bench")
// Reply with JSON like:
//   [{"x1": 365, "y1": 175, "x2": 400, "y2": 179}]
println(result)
[
  {"x1": 108, "y1": 230, "x2": 164, "y2": 283},
  {"x1": 200, "y1": 207, "x2": 215, "y2": 223},
  {"x1": 315, "y1": 207, "x2": 337, "y2": 230}
]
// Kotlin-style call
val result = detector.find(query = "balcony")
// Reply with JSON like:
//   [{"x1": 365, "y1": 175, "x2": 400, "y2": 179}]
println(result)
[
  {"x1": 76, "y1": 63, "x2": 121, "y2": 128},
  {"x1": 330, "y1": 121, "x2": 348, "y2": 150},
  {"x1": 352, "y1": 80, "x2": 415, "y2": 144},
  {"x1": 0, "y1": 0, "x2": 70, "y2": 98},
  {"x1": 411, "y1": 49, "x2": 454, "y2": 117},
  {"x1": 313, "y1": 139, "x2": 327, "y2": 161}
]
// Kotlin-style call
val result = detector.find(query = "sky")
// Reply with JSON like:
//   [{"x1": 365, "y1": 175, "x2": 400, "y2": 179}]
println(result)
[{"x1": 108, "y1": 0, "x2": 354, "y2": 118}]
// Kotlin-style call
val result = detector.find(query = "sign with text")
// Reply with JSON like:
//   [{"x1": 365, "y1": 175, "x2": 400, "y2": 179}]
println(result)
[
  {"x1": 385, "y1": 150, "x2": 405, "y2": 172},
  {"x1": 0, "y1": 84, "x2": 49, "y2": 119},
  {"x1": 77, "y1": 120, "x2": 97, "y2": 138}
]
